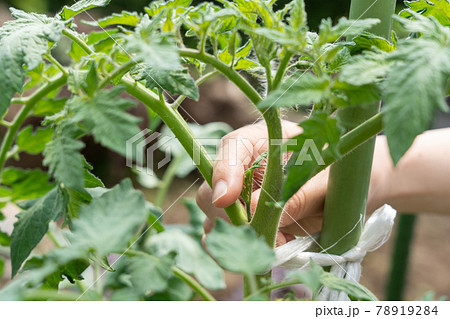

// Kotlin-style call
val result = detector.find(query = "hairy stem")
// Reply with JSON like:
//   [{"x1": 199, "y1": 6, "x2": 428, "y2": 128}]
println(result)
[
  {"x1": 44, "y1": 53, "x2": 68, "y2": 76},
  {"x1": 121, "y1": 77, "x2": 248, "y2": 225},
  {"x1": 272, "y1": 50, "x2": 293, "y2": 90},
  {"x1": 0, "y1": 74, "x2": 67, "y2": 173},
  {"x1": 62, "y1": 29, "x2": 94, "y2": 55},
  {"x1": 179, "y1": 49, "x2": 262, "y2": 105}
]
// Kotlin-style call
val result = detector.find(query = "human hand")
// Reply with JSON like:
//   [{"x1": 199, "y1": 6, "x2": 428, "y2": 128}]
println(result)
[{"x1": 196, "y1": 120, "x2": 392, "y2": 246}]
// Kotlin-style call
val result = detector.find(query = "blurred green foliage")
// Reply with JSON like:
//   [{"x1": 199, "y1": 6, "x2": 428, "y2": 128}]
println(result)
[{"x1": 2, "y1": 0, "x2": 404, "y2": 31}]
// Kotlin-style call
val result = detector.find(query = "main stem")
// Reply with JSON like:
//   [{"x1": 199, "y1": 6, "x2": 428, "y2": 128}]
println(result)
[{"x1": 319, "y1": 0, "x2": 396, "y2": 255}]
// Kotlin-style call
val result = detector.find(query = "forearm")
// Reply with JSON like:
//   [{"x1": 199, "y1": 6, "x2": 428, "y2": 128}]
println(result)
[{"x1": 376, "y1": 128, "x2": 450, "y2": 215}]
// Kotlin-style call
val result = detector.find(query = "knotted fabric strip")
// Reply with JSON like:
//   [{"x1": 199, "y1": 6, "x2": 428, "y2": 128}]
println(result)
[{"x1": 273, "y1": 204, "x2": 397, "y2": 300}]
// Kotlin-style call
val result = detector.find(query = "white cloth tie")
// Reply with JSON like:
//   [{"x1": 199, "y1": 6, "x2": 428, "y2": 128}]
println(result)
[{"x1": 273, "y1": 204, "x2": 397, "y2": 300}]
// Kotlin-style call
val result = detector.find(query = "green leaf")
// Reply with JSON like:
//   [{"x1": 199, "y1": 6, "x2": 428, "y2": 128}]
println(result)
[
  {"x1": 183, "y1": 198, "x2": 206, "y2": 239},
  {"x1": 129, "y1": 253, "x2": 176, "y2": 295},
  {"x1": 22, "y1": 255, "x2": 89, "y2": 289},
  {"x1": 318, "y1": 17, "x2": 380, "y2": 44},
  {"x1": 125, "y1": 15, "x2": 181, "y2": 71},
  {"x1": 43, "y1": 123, "x2": 85, "y2": 191},
  {"x1": 287, "y1": 260, "x2": 377, "y2": 300},
  {"x1": 282, "y1": 112, "x2": 342, "y2": 203},
  {"x1": 288, "y1": 0, "x2": 307, "y2": 32},
  {"x1": 10, "y1": 187, "x2": 69, "y2": 277},
  {"x1": 0, "y1": 230, "x2": 11, "y2": 247},
  {"x1": 400, "y1": 0, "x2": 450, "y2": 26},
  {"x1": 350, "y1": 32, "x2": 394, "y2": 54},
  {"x1": 258, "y1": 73, "x2": 330, "y2": 109},
  {"x1": 16, "y1": 126, "x2": 53, "y2": 155},
  {"x1": 340, "y1": 50, "x2": 390, "y2": 86},
  {"x1": 147, "y1": 229, "x2": 225, "y2": 290},
  {"x1": 147, "y1": 276, "x2": 194, "y2": 301},
  {"x1": 383, "y1": 16, "x2": 450, "y2": 164},
  {"x1": 131, "y1": 64, "x2": 199, "y2": 100},
  {"x1": 328, "y1": 47, "x2": 351, "y2": 73},
  {"x1": 68, "y1": 179, "x2": 148, "y2": 257},
  {"x1": 1, "y1": 167, "x2": 53, "y2": 201},
  {"x1": 83, "y1": 11, "x2": 141, "y2": 27},
  {"x1": 320, "y1": 272, "x2": 378, "y2": 301},
  {"x1": 33, "y1": 98, "x2": 67, "y2": 116},
  {"x1": 0, "y1": 9, "x2": 64, "y2": 116},
  {"x1": 59, "y1": 0, "x2": 112, "y2": 20},
  {"x1": 205, "y1": 219, "x2": 275, "y2": 275},
  {"x1": 69, "y1": 86, "x2": 141, "y2": 156},
  {"x1": 333, "y1": 81, "x2": 381, "y2": 106},
  {"x1": 287, "y1": 260, "x2": 323, "y2": 297}
]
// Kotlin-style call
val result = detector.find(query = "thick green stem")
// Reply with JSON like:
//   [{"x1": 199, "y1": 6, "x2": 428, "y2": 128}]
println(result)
[
  {"x1": 319, "y1": 0, "x2": 396, "y2": 255},
  {"x1": 121, "y1": 77, "x2": 248, "y2": 225},
  {"x1": 245, "y1": 108, "x2": 283, "y2": 296},
  {"x1": 250, "y1": 108, "x2": 284, "y2": 247},
  {"x1": 0, "y1": 75, "x2": 67, "y2": 173}
]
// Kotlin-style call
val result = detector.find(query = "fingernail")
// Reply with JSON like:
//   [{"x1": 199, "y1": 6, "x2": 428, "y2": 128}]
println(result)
[{"x1": 212, "y1": 179, "x2": 228, "y2": 204}]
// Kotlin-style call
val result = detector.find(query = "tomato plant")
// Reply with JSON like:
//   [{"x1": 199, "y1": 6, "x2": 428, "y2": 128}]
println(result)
[{"x1": 0, "y1": 0, "x2": 448, "y2": 301}]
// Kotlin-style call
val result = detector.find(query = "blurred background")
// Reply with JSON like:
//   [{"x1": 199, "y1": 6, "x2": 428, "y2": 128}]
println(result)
[{"x1": 0, "y1": 0, "x2": 448, "y2": 301}]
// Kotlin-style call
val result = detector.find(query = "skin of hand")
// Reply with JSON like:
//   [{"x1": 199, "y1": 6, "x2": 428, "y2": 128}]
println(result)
[{"x1": 196, "y1": 120, "x2": 450, "y2": 246}]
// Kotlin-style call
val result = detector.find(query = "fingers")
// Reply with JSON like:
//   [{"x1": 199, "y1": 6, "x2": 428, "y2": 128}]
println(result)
[
  {"x1": 279, "y1": 169, "x2": 328, "y2": 228},
  {"x1": 196, "y1": 181, "x2": 229, "y2": 222},
  {"x1": 211, "y1": 123, "x2": 268, "y2": 208},
  {"x1": 211, "y1": 120, "x2": 302, "y2": 208}
]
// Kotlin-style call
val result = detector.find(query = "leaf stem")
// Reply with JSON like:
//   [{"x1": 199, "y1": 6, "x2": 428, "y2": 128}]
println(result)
[
  {"x1": 10, "y1": 98, "x2": 27, "y2": 105},
  {"x1": 0, "y1": 120, "x2": 12, "y2": 128},
  {"x1": 272, "y1": 50, "x2": 293, "y2": 90},
  {"x1": 265, "y1": 65, "x2": 273, "y2": 92},
  {"x1": 121, "y1": 77, "x2": 248, "y2": 225},
  {"x1": 99, "y1": 60, "x2": 137, "y2": 89},
  {"x1": 244, "y1": 279, "x2": 300, "y2": 300},
  {"x1": 46, "y1": 230, "x2": 62, "y2": 248},
  {"x1": 0, "y1": 74, "x2": 67, "y2": 174},
  {"x1": 62, "y1": 29, "x2": 94, "y2": 55},
  {"x1": 172, "y1": 266, "x2": 216, "y2": 301},
  {"x1": 44, "y1": 53, "x2": 68, "y2": 76},
  {"x1": 179, "y1": 48, "x2": 262, "y2": 105},
  {"x1": 154, "y1": 155, "x2": 183, "y2": 208}
]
